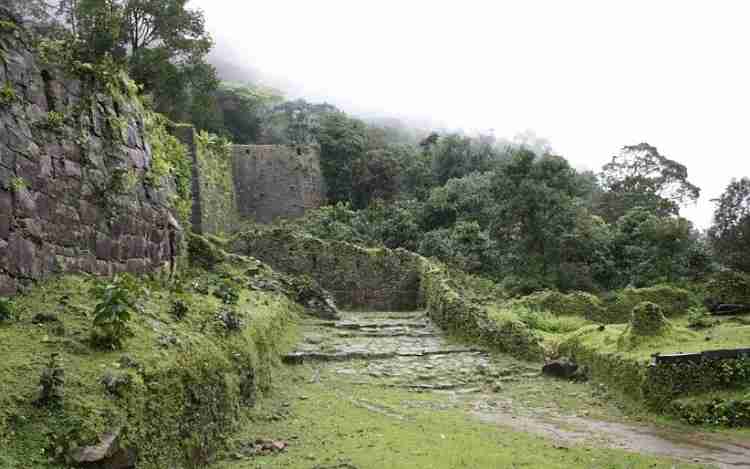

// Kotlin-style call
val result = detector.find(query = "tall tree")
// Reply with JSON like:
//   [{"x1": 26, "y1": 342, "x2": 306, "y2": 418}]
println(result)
[
  {"x1": 709, "y1": 178, "x2": 750, "y2": 272},
  {"x1": 490, "y1": 151, "x2": 582, "y2": 287},
  {"x1": 597, "y1": 143, "x2": 700, "y2": 223},
  {"x1": 316, "y1": 112, "x2": 367, "y2": 203}
]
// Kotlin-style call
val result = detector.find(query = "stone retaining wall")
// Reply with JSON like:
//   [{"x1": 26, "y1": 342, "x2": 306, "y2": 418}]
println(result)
[
  {"x1": 0, "y1": 12, "x2": 181, "y2": 295},
  {"x1": 234, "y1": 228, "x2": 420, "y2": 311}
]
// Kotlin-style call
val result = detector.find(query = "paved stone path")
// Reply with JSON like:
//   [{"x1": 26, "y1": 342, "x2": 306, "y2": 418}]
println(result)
[{"x1": 285, "y1": 311, "x2": 750, "y2": 469}]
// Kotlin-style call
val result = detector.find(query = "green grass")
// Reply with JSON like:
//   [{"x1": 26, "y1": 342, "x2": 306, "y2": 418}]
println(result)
[
  {"x1": 213, "y1": 367, "x2": 703, "y2": 469},
  {"x1": 0, "y1": 263, "x2": 300, "y2": 468},
  {"x1": 566, "y1": 319, "x2": 750, "y2": 362}
]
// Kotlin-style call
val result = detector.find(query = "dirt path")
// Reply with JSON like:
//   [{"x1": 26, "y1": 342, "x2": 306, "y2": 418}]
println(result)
[{"x1": 285, "y1": 311, "x2": 750, "y2": 469}]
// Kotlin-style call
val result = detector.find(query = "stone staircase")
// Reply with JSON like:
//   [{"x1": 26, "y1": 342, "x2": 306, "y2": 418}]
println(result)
[{"x1": 284, "y1": 311, "x2": 538, "y2": 391}]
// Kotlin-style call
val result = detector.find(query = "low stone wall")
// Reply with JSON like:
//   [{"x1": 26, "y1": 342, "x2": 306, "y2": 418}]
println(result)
[
  {"x1": 233, "y1": 228, "x2": 544, "y2": 360},
  {"x1": 418, "y1": 260, "x2": 544, "y2": 361},
  {"x1": 233, "y1": 228, "x2": 420, "y2": 311},
  {"x1": 0, "y1": 13, "x2": 181, "y2": 295}
]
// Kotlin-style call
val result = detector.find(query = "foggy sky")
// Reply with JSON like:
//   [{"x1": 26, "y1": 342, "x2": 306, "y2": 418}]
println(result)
[{"x1": 191, "y1": 0, "x2": 750, "y2": 229}]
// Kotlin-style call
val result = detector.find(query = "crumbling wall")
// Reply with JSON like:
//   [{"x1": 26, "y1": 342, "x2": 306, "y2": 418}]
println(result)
[
  {"x1": 232, "y1": 144, "x2": 324, "y2": 224},
  {"x1": 234, "y1": 227, "x2": 420, "y2": 311},
  {"x1": 173, "y1": 126, "x2": 236, "y2": 236},
  {"x1": 0, "y1": 12, "x2": 182, "y2": 295}
]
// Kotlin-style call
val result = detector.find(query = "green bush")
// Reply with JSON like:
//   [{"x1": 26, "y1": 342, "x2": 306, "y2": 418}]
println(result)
[
  {"x1": 213, "y1": 279, "x2": 240, "y2": 305},
  {"x1": 513, "y1": 290, "x2": 606, "y2": 321},
  {"x1": 705, "y1": 270, "x2": 750, "y2": 304},
  {"x1": 36, "y1": 353, "x2": 65, "y2": 407},
  {"x1": 629, "y1": 302, "x2": 669, "y2": 336},
  {"x1": 606, "y1": 284, "x2": 693, "y2": 321},
  {"x1": 0, "y1": 81, "x2": 16, "y2": 107},
  {"x1": 0, "y1": 297, "x2": 13, "y2": 321},
  {"x1": 686, "y1": 306, "x2": 715, "y2": 329},
  {"x1": 188, "y1": 233, "x2": 227, "y2": 270},
  {"x1": 513, "y1": 305, "x2": 592, "y2": 334},
  {"x1": 90, "y1": 274, "x2": 144, "y2": 349},
  {"x1": 670, "y1": 394, "x2": 750, "y2": 427}
]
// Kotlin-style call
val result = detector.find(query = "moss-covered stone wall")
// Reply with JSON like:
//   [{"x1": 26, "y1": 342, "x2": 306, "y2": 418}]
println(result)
[
  {"x1": 233, "y1": 227, "x2": 544, "y2": 360},
  {"x1": 418, "y1": 260, "x2": 544, "y2": 361},
  {"x1": 234, "y1": 227, "x2": 420, "y2": 311},
  {"x1": 0, "y1": 11, "x2": 184, "y2": 296},
  {"x1": 172, "y1": 126, "x2": 237, "y2": 236},
  {"x1": 232, "y1": 144, "x2": 324, "y2": 224}
]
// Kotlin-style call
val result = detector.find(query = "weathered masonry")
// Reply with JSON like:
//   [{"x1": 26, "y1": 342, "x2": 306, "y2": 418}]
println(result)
[
  {"x1": 173, "y1": 129, "x2": 325, "y2": 234},
  {"x1": 0, "y1": 19, "x2": 180, "y2": 296},
  {"x1": 233, "y1": 144, "x2": 324, "y2": 225}
]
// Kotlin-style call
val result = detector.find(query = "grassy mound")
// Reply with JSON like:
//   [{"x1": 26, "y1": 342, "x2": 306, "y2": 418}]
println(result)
[
  {"x1": 604, "y1": 285, "x2": 695, "y2": 322},
  {"x1": 0, "y1": 260, "x2": 300, "y2": 468},
  {"x1": 511, "y1": 290, "x2": 607, "y2": 322}
]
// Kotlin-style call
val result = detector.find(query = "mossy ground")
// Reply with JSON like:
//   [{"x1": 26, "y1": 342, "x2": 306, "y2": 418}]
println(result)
[
  {"x1": 212, "y1": 366, "x2": 706, "y2": 469},
  {"x1": 0, "y1": 261, "x2": 300, "y2": 468}
]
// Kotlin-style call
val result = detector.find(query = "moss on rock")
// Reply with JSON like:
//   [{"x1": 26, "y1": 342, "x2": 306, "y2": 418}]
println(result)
[
  {"x1": 188, "y1": 233, "x2": 227, "y2": 270},
  {"x1": 630, "y1": 302, "x2": 670, "y2": 336}
]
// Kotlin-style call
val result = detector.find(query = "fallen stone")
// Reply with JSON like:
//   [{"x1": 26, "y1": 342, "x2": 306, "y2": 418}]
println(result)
[
  {"x1": 542, "y1": 358, "x2": 578, "y2": 379},
  {"x1": 70, "y1": 428, "x2": 135, "y2": 468}
]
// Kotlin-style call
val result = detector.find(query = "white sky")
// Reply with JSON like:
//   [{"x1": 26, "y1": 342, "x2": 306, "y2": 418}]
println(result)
[{"x1": 191, "y1": 0, "x2": 750, "y2": 229}]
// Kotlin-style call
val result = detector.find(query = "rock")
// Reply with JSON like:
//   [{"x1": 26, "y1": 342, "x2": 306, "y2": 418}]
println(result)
[
  {"x1": 100, "y1": 370, "x2": 132, "y2": 396},
  {"x1": 542, "y1": 358, "x2": 579, "y2": 379},
  {"x1": 31, "y1": 312, "x2": 59, "y2": 324},
  {"x1": 70, "y1": 428, "x2": 136, "y2": 469}
]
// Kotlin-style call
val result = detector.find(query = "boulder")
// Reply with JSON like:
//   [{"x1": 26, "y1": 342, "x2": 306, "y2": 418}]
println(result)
[
  {"x1": 70, "y1": 428, "x2": 136, "y2": 469},
  {"x1": 542, "y1": 358, "x2": 578, "y2": 379}
]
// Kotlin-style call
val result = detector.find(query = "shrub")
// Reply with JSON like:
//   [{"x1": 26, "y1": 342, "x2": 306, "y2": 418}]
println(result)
[
  {"x1": 629, "y1": 302, "x2": 669, "y2": 336},
  {"x1": 686, "y1": 306, "x2": 715, "y2": 330},
  {"x1": 90, "y1": 274, "x2": 143, "y2": 349},
  {"x1": 513, "y1": 290, "x2": 606, "y2": 321},
  {"x1": 188, "y1": 234, "x2": 227, "y2": 270},
  {"x1": 0, "y1": 297, "x2": 13, "y2": 321},
  {"x1": 213, "y1": 279, "x2": 240, "y2": 305},
  {"x1": 606, "y1": 285, "x2": 693, "y2": 321},
  {"x1": 0, "y1": 81, "x2": 16, "y2": 107},
  {"x1": 40, "y1": 110, "x2": 65, "y2": 130},
  {"x1": 37, "y1": 353, "x2": 64, "y2": 407},
  {"x1": 216, "y1": 307, "x2": 244, "y2": 332},
  {"x1": 170, "y1": 298, "x2": 189, "y2": 320},
  {"x1": 705, "y1": 270, "x2": 750, "y2": 305},
  {"x1": 513, "y1": 305, "x2": 592, "y2": 334}
]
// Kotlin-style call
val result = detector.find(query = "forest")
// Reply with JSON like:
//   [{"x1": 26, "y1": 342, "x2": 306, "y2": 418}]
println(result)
[{"x1": 9, "y1": 0, "x2": 749, "y2": 296}]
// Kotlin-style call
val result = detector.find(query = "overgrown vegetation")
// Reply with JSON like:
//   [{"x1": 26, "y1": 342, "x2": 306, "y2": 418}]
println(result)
[
  {"x1": 90, "y1": 274, "x2": 144, "y2": 350},
  {"x1": 0, "y1": 258, "x2": 301, "y2": 468}
]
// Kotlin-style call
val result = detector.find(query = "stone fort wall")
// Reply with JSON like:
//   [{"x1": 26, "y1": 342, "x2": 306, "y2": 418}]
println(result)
[
  {"x1": 232, "y1": 144, "x2": 324, "y2": 225},
  {"x1": 0, "y1": 13, "x2": 181, "y2": 296}
]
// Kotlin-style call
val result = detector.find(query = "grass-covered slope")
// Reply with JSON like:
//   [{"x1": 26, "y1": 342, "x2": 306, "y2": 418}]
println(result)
[{"x1": 0, "y1": 256, "x2": 301, "y2": 469}]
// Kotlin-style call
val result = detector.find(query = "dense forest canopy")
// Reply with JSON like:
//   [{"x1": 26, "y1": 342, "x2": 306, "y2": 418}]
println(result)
[{"x1": 7, "y1": 0, "x2": 748, "y2": 295}]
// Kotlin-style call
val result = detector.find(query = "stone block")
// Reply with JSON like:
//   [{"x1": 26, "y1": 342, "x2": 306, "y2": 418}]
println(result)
[{"x1": 0, "y1": 190, "x2": 12, "y2": 239}]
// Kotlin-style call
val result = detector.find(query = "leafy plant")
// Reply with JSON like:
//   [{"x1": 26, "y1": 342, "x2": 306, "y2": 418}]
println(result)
[
  {"x1": 0, "y1": 297, "x2": 13, "y2": 321},
  {"x1": 216, "y1": 306, "x2": 243, "y2": 332},
  {"x1": 214, "y1": 279, "x2": 240, "y2": 305},
  {"x1": 90, "y1": 274, "x2": 144, "y2": 349},
  {"x1": 686, "y1": 306, "x2": 715, "y2": 330},
  {"x1": 0, "y1": 82, "x2": 16, "y2": 107},
  {"x1": 41, "y1": 110, "x2": 65, "y2": 130},
  {"x1": 170, "y1": 298, "x2": 189, "y2": 320},
  {"x1": 37, "y1": 353, "x2": 64, "y2": 407},
  {"x1": 8, "y1": 176, "x2": 27, "y2": 193}
]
